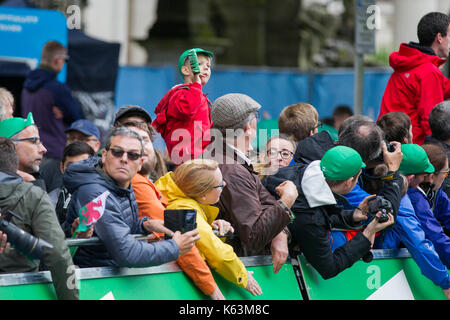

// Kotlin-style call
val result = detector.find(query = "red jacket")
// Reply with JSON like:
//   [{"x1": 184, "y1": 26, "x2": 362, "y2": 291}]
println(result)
[
  {"x1": 378, "y1": 43, "x2": 450, "y2": 145},
  {"x1": 152, "y1": 83, "x2": 212, "y2": 164}
]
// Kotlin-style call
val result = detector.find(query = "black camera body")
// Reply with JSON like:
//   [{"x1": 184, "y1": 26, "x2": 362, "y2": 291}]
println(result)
[
  {"x1": 367, "y1": 196, "x2": 392, "y2": 223},
  {"x1": 374, "y1": 142, "x2": 396, "y2": 163},
  {"x1": 164, "y1": 209, "x2": 197, "y2": 240},
  {"x1": 0, "y1": 210, "x2": 53, "y2": 259}
]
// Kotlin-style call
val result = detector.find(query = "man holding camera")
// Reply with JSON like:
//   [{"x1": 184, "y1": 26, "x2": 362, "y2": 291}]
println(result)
[{"x1": 0, "y1": 137, "x2": 78, "y2": 300}]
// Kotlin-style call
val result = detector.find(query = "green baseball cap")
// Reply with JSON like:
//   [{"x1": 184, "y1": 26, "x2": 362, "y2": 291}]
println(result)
[
  {"x1": 0, "y1": 112, "x2": 35, "y2": 138},
  {"x1": 178, "y1": 48, "x2": 214, "y2": 75},
  {"x1": 399, "y1": 144, "x2": 434, "y2": 175},
  {"x1": 320, "y1": 146, "x2": 366, "y2": 181}
]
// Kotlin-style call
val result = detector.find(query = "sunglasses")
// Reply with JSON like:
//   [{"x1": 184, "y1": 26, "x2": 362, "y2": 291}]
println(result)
[{"x1": 108, "y1": 147, "x2": 142, "y2": 161}]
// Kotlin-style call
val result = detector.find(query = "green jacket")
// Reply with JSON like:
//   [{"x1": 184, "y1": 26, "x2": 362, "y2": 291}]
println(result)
[{"x1": 0, "y1": 170, "x2": 79, "y2": 300}]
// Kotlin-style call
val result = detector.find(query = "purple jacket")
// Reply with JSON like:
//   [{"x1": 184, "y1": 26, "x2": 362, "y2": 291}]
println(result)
[{"x1": 21, "y1": 68, "x2": 83, "y2": 158}]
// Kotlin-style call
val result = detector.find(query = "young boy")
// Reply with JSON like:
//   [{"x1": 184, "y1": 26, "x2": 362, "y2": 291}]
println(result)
[{"x1": 153, "y1": 48, "x2": 214, "y2": 165}]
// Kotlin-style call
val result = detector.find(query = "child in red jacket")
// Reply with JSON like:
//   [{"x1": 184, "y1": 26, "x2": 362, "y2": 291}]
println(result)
[{"x1": 153, "y1": 48, "x2": 214, "y2": 165}]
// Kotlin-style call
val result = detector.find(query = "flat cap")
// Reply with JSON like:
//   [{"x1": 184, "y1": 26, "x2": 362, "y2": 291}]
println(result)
[{"x1": 211, "y1": 93, "x2": 261, "y2": 129}]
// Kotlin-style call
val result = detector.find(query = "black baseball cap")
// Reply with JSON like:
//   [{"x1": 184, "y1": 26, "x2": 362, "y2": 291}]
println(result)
[{"x1": 114, "y1": 105, "x2": 152, "y2": 125}]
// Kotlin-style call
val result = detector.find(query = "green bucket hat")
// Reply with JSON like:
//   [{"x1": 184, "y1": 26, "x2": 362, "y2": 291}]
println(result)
[
  {"x1": 0, "y1": 112, "x2": 35, "y2": 138},
  {"x1": 399, "y1": 144, "x2": 434, "y2": 175},
  {"x1": 320, "y1": 146, "x2": 366, "y2": 181},
  {"x1": 178, "y1": 48, "x2": 214, "y2": 75}
]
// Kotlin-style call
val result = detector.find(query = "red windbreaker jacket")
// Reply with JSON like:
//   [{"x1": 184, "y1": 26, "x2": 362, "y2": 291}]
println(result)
[
  {"x1": 152, "y1": 82, "x2": 212, "y2": 164},
  {"x1": 378, "y1": 43, "x2": 450, "y2": 145}
]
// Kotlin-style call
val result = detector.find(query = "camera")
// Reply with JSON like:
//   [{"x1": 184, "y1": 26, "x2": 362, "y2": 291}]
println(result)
[
  {"x1": 367, "y1": 196, "x2": 392, "y2": 223},
  {"x1": 164, "y1": 209, "x2": 197, "y2": 240},
  {"x1": 374, "y1": 142, "x2": 396, "y2": 163},
  {"x1": 0, "y1": 210, "x2": 53, "y2": 259}
]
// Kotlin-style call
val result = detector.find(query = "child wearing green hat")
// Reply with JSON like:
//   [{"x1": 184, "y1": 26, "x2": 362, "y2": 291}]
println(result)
[
  {"x1": 153, "y1": 48, "x2": 214, "y2": 165},
  {"x1": 265, "y1": 145, "x2": 397, "y2": 279}
]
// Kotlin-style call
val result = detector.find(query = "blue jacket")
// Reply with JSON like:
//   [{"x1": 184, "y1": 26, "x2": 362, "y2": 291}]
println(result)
[
  {"x1": 408, "y1": 187, "x2": 450, "y2": 269},
  {"x1": 21, "y1": 68, "x2": 83, "y2": 158},
  {"x1": 433, "y1": 189, "x2": 450, "y2": 231},
  {"x1": 332, "y1": 183, "x2": 450, "y2": 290},
  {"x1": 63, "y1": 156, "x2": 179, "y2": 268}
]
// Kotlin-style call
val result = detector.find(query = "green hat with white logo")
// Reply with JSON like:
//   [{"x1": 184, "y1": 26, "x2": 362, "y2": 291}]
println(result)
[
  {"x1": 0, "y1": 112, "x2": 35, "y2": 138},
  {"x1": 178, "y1": 48, "x2": 214, "y2": 75},
  {"x1": 399, "y1": 144, "x2": 434, "y2": 175},
  {"x1": 320, "y1": 146, "x2": 366, "y2": 181}
]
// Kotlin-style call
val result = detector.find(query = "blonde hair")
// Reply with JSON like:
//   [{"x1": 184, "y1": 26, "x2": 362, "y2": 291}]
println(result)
[
  {"x1": 173, "y1": 159, "x2": 219, "y2": 199},
  {"x1": 278, "y1": 102, "x2": 318, "y2": 142}
]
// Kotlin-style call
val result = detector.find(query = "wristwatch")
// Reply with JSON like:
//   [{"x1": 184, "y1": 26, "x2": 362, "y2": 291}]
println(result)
[{"x1": 277, "y1": 199, "x2": 296, "y2": 223}]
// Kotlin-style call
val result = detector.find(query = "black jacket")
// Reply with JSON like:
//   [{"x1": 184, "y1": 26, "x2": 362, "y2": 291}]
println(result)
[{"x1": 264, "y1": 161, "x2": 371, "y2": 280}]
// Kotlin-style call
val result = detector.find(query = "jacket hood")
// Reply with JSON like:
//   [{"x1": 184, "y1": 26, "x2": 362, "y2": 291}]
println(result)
[
  {"x1": 0, "y1": 171, "x2": 33, "y2": 211},
  {"x1": 155, "y1": 171, "x2": 219, "y2": 224},
  {"x1": 389, "y1": 42, "x2": 446, "y2": 72},
  {"x1": 23, "y1": 68, "x2": 57, "y2": 92},
  {"x1": 63, "y1": 156, "x2": 130, "y2": 196},
  {"x1": 293, "y1": 131, "x2": 335, "y2": 165}
]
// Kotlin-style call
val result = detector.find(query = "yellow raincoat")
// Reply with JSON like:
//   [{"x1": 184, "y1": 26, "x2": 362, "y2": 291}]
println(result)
[{"x1": 155, "y1": 172, "x2": 248, "y2": 288}]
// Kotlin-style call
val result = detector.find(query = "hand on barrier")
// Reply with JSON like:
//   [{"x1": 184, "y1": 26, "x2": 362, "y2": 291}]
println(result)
[
  {"x1": 245, "y1": 271, "x2": 262, "y2": 296},
  {"x1": 209, "y1": 287, "x2": 226, "y2": 300},
  {"x1": 276, "y1": 180, "x2": 298, "y2": 208},
  {"x1": 172, "y1": 229, "x2": 200, "y2": 255},
  {"x1": 211, "y1": 219, "x2": 234, "y2": 236},
  {"x1": 0, "y1": 230, "x2": 10, "y2": 254},
  {"x1": 443, "y1": 288, "x2": 450, "y2": 300},
  {"x1": 270, "y1": 230, "x2": 289, "y2": 274}
]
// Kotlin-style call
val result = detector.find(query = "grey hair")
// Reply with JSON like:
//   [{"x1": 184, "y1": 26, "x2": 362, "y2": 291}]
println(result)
[
  {"x1": 104, "y1": 126, "x2": 144, "y2": 154},
  {"x1": 429, "y1": 101, "x2": 450, "y2": 141},
  {"x1": 216, "y1": 113, "x2": 255, "y2": 139},
  {"x1": 338, "y1": 119, "x2": 384, "y2": 162}
]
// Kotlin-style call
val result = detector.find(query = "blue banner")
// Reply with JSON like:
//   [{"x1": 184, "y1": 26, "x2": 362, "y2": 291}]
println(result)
[{"x1": 0, "y1": 6, "x2": 67, "y2": 81}]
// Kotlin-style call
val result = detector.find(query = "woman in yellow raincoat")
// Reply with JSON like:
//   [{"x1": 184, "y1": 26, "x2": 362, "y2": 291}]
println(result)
[{"x1": 155, "y1": 159, "x2": 262, "y2": 297}]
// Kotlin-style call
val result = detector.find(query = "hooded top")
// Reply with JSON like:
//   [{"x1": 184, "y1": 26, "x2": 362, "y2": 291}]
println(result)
[
  {"x1": 0, "y1": 170, "x2": 78, "y2": 299},
  {"x1": 152, "y1": 83, "x2": 212, "y2": 164},
  {"x1": 155, "y1": 172, "x2": 248, "y2": 289},
  {"x1": 21, "y1": 67, "x2": 83, "y2": 158},
  {"x1": 378, "y1": 42, "x2": 450, "y2": 145},
  {"x1": 63, "y1": 156, "x2": 179, "y2": 268}
]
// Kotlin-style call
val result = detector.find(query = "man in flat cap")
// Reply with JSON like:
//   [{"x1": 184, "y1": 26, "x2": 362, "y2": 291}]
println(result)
[
  {"x1": 0, "y1": 113, "x2": 47, "y2": 190},
  {"x1": 205, "y1": 93, "x2": 298, "y2": 273}
]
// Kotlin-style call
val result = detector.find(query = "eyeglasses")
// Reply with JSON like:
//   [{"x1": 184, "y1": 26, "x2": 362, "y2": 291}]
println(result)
[
  {"x1": 436, "y1": 168, "x2": 449, "y2": 178},
  {"x1": 12, "y1": 137, "x2": 42, "y2": 146},
  {"x1": 266, "y1": 148, "x2": 294, "y2": 160},
  {"x1": 108, "y1": 147, "x2": 142, "y2": 161},
  {"x1": 213, "y1": 179, "x2": 226, "y2": 189}
]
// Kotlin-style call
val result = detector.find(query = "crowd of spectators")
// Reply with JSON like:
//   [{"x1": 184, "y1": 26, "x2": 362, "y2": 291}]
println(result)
[{"x1": 0, "y1": 11, "x2": 449, "y2": 300}]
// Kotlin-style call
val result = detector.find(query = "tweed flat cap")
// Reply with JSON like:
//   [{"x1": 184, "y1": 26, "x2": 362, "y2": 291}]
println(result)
[{"x1": 211, "y1": 93, "x2": 261, "y2": 129}]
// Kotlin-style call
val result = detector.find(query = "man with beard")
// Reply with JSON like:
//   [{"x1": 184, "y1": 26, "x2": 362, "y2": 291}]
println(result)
[{"x1": 0, "y1": 113, "x2": 47, "y2": 190}]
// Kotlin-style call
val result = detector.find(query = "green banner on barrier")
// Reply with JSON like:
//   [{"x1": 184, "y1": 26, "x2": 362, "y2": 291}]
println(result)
[
  {"x1": 298, "y1": 250, "x2": 449, "y2": 300},
  {"x1": 0, "y1": 258, "x2": 302, "y2": 300}
]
